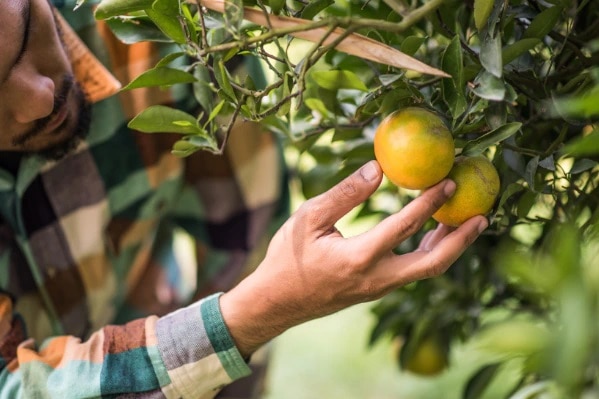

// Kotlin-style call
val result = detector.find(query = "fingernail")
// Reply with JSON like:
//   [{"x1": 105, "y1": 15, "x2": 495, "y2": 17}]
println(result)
[
  {"x1": 360, "y1": 161, "x2": 379, "y2": 182},
  {"x1": 478, "y1": 218, "x2": 489, "y2": 233},
  {"x1": 443, "y1": 180, "x2": 456, "y2": 196}
]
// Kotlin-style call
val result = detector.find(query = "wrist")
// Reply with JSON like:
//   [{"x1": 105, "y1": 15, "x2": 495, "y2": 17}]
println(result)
[{"x1": 219, "y1": 275, "x2": 293, "y2": 358}]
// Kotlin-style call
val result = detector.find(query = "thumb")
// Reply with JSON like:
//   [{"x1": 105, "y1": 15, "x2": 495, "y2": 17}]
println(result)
[{"x1": 306, "y1": 161, "x2": 382, "y2": 231}]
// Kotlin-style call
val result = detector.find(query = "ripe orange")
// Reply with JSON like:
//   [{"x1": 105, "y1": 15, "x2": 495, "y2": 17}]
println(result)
[
  {"x1": 432, "y1": 156, "x2": 500, "y2": 227},
  {"x1": 374, "y1": 107, "x2": 455, "y2": 190}
]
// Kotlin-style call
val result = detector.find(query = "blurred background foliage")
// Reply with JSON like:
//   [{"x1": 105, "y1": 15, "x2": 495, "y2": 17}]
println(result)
[{"x1": 90, "y1": 0, "x2": 599, "y2": 396}]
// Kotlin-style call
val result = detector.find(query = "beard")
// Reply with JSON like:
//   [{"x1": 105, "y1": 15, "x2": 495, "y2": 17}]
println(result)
[
  {"x1": 15, "y1": 74, "x2": 93, "y2": 161},
  {"x1": 38, "y1": 76, "x2": 92, "y2": 161}
]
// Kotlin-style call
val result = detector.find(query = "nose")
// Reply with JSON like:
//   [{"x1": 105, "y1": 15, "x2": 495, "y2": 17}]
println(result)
[{"x1": 11, "y1": 72, "x2": 56, "y2": 125}]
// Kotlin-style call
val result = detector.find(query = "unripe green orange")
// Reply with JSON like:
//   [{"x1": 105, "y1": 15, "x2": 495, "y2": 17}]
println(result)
[
  {"x1": 432, "y1": 156, "x2": 500, "y2": 227},
  {"x1": 374, "y1": 107, "x2": 455, "y2": 190},
  {"x1": 402, "y1": 336, "x2": 448, "y2": 376}
]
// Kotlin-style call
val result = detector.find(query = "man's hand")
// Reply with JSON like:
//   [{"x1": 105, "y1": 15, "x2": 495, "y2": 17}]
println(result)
[{"x1": 220, "y1": 160, "x2": 488, "y2": 357}]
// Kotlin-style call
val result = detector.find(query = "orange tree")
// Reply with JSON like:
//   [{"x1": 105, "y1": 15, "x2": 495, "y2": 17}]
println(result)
[{"x1": 90, "y1": 0, "x2": 599, "y2": 396}]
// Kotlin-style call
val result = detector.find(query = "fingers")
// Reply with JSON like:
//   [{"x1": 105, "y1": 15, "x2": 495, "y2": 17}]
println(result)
[
  {"x1": 353, "y1": 179, "x2": 456, "y2": 255},
  {"x1": 425, "y1": 215, "x2": 487, "y2": 270},
  {"x1": 418, "y1": 223, "x2": 454, "y2": 252},
  {"x1": 387, "y1": 215, "x2": 488, "y2": 284},
  {"x1": 302, "y1": 161, "x2": 383, "y2": 232}
]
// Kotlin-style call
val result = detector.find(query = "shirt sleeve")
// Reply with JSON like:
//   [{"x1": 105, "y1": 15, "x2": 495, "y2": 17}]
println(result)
[{"x1": 0, "y1": 293, "x2": 250, "y2": 398}]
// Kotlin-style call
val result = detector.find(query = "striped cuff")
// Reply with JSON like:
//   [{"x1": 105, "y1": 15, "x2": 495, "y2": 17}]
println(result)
[
  {"x1": 155, "y1": 294, "x2": 251, "y2": 398},
  {"x1": 202, "y1": 293, "x2": 252, "y2": 380}
]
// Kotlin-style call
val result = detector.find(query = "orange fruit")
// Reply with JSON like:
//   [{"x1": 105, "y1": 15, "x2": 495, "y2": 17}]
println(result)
[
  {"x1": 401, "y1": 336, "x2": 448, "y2": 376},
  {"x1": 432, "y1": 155, "x2": 500, "y2": 227},
  {"x1": 374, "y1": 107, "x2": 455, "y2": 190}
]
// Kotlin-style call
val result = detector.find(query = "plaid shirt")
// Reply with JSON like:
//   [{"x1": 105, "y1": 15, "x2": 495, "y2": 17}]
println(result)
[{"x1": 0, "y1": 1, "x2": 288, "y2": 398}]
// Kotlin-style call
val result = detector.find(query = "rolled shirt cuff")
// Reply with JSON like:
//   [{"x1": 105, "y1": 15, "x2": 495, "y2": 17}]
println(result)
[{"x1": 155, "y1": 293, "x2": 251, "y2": 398}]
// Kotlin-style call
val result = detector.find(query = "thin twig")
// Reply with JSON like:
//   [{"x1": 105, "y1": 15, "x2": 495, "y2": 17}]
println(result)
[
  {"x1": 218, "y1": 94, "x2": 246, "y2": 153},
  {"x1": 394, "y1": 0, "x2": 446, "y2": 32},
  {"x1": 195, "y1": 0, "x2": 210, "y2": 49}
]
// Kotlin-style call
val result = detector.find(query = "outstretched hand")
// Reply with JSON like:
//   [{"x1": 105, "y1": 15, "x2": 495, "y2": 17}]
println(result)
[{"x1": 220, "y1": 160, "x2": 488, "y2": 357}]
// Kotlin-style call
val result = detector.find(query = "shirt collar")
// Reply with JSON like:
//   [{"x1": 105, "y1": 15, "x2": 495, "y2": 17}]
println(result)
[{"x1": 55, "y1": 9, "x2": 122, "y2": 104}]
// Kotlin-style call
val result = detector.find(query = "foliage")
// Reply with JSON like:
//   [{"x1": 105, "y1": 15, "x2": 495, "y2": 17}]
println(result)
[{"x1": 88, "y1": 0, "x2": 599, "y2": 397}]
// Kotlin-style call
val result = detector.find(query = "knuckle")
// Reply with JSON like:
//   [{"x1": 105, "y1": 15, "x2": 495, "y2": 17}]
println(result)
[
  {"x1": 394, "y1": 216, "x2": 420, "y2": 238},
  {"x1": 423, "y1": 257, "x2": 449, "y2": 279},
  {"x1": 423, "y1": 191, "x2": 446, "y2": 212},
  {"x1": 299, "y1": 198, "x2": 327, "y2": 225},
  {"x1": 334, "y1": 178, "x2": 359, "y2": 201},
  {"x1": 465, "y1": 227, "x2": 482, "y2": 246},
  {"x1": 352, "y1": 251, "x2": 373, "y2": 270}
]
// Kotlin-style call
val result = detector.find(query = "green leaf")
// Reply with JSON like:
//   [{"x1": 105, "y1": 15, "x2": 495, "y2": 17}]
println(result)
[
  {"x1": 224, "y1": 0, "x2": 244, "y2": 33},
  {"x1": 475, "y1": 320, "x2": 550, "y2": 356},
  {"x1": 171, "y1": 140, "x2": 200, "y2": 157},
  {"x1": 517, "y1": 190, "x2": 536, "y2": 218},
  {"x1": 550, "y1": 283, "x2": 592, "y2": 388},
  {"x1": 570, "y1": 159, "x2": 598, "y2": 174},
  {"x1": 462, "y1": 122, "x2": 522, "y2": 156},
  {"x1": 545, "y1": 224, "x2": 581, "y2": 278},
  {"x1": 193, "y1": 65, "x2": 215, "y2": 114},
  {"x1": 524, "y1": 156, "x2": 539, "y2": 190},
  {"x1": 301, "y1": 0, "x2": 334, "y2": 20},
  {"x1": 172, "y1": 121, "x2": 193, "y2": 127},
  {"x1": 267, "y1": 0, "x2": 286, "y2": 15},
  {"x1": 480, "y1": 32, "x2": 503, "y2": 78},
  {"x1": 400, "y1": 36, "x2": 427, "y2": 56},
  {"x1": 179, "y1": 4, "x2": 198, "y2": 44},
  {"x1": 497, "y1": 182, "x2": 525, "y2": 210},
  {"x1": 152, "y1": 0, "x2": 180, "y2": 17},
  {"x1": 94, "y1": 0, "x2": 154, "y2": 19},
  {"x1": 207, "y1": 26, "x2": 228, "y2": 46},
  {"x1": 523, "y1": 6, "x2": 563, "y2": 39},
  {"x1": 562, "y1": 129, "x2": 599, "y2": 156},
  {"x1": 121, "y1": 67, "x2": 197, "y2": 91},
  {"x1": 472, "y1": 71, "x2": 505, "y2": 101},
  {"x1": 214, "y1": 59, "x2": 237, "y2": 101},
  {"x1": 155, "y1": 52, "x2": 187, "y2": 67},
  {"x1": 502, "y1": 38, "x2": 540, "y2": 65},
  {"x1": 276, "y1": 73, "x2": 293, "y2": 118},
  {"x1": 442, "y1": 36, "x2": 467, "y2": 119},
  {"x1": 305, "y1": 98, "x2": 331, "y2": 117},
  {"x1": 378, "y1": 74, "x2": 402, "y2": 86},
  {"x1": 206, "y1": 100, "x2": 226, "y2": 124},
  {"x1": 146, "y1": 0, "x2": 186, "y2": 44},
  {"x1": 187, "y1": 135, "x2": 219, "y2": 151},
  {"x1": 128, "y1": 105, "x2": 204, "y2": 134},
  {"x1": 261, "y1": 115, "x2": 290, "y2": 137},
  {"x1": 332, "y1": 128, "x2": 362, "y2": 142},
  {"x1": 553, "y1": 85, "x2": 599, "y2": 118},
  {"x1": 484, "y1": 0, "x2": 505, "y2": 37},
  {"x1": 463, "y1": 363, "x2": 501, "y2": 399},
  {"x1": 343, "y1": 142, "x2": 375, "y2": 161},
  {"x1": 474, "y1": 0, "x2": 495, "y2": 31},
  {"x1": 300, "y1": 162, "x2": 343, "y2": 198},
  {"x1": 0, "y1": 169, "x2": 15, "y2": 191},
  {"x1": 105, "y1": 17, "x2": 171, "y2": 44},
  {"x1": 538, "y1": 155, "x2": 556, "y2": 171},
  {"x1": 311, "y1": 70, "x2": 368, "y2": 92},
  {"x1": 485, "y1": 101, "x2": 507, "y2": 130},
  {"x1": 509, "y1": 382, "x2": 553, "y2": 399}
]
